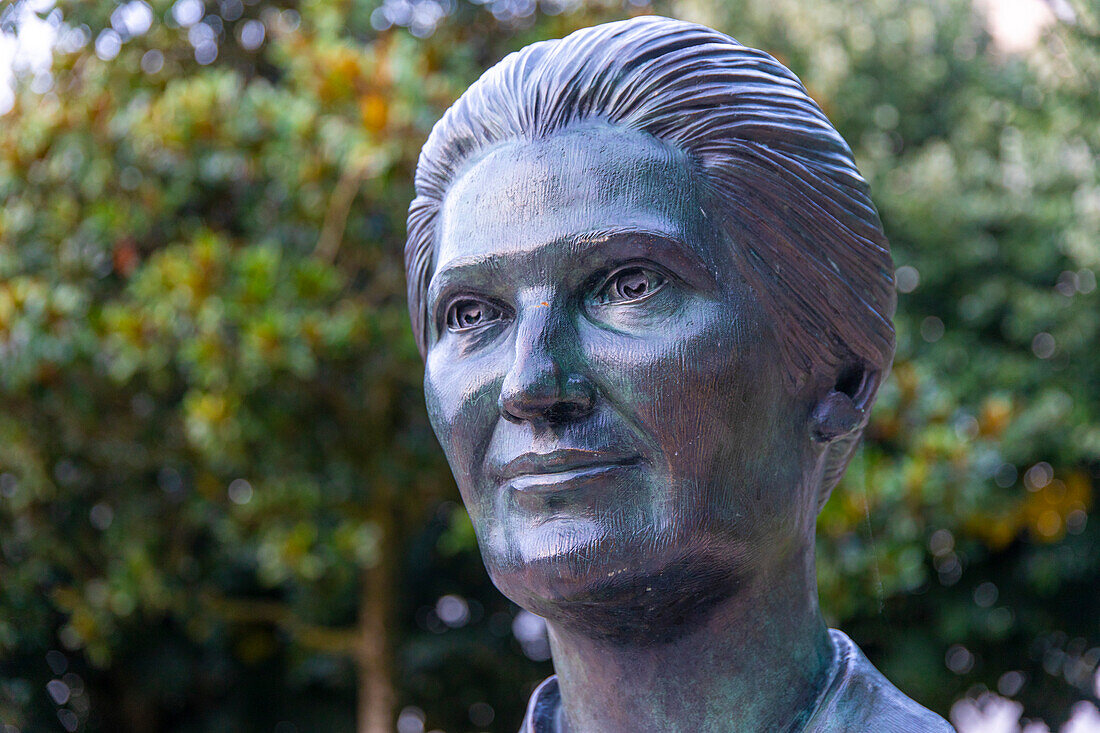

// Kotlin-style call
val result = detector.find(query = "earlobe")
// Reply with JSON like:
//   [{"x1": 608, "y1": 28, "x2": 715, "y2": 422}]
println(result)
[
  {"x1": 809, "y1": 364, "x2": 879, "y2": 443},
  {"x1": 809, "y1": 390, "x2": 863, "y2": 443}
]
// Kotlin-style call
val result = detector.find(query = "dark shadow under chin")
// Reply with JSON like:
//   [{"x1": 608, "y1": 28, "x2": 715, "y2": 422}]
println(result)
[{"x1": 514, "y1": 549, "x2": 745, "y2": 646}]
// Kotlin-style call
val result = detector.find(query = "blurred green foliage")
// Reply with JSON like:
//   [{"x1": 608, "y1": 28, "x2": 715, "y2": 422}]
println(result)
[{"x1": 0, "y1": 0, "x2": 1098, "y2": 731}]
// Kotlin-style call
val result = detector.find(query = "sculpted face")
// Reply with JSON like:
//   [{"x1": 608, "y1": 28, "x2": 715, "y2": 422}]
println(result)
[{"x1": 423, "y1": 123, "x2": 822, "y2": 623}]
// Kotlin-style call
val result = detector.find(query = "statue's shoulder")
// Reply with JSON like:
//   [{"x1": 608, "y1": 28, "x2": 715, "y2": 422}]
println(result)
[{"x1": 805, "y1": 629, "x2": 956, "y2": 733}]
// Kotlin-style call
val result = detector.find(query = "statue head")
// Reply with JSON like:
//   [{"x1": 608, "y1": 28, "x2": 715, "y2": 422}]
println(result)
[{"x1": 405, "y1": 16, "x2": 895, "y2": 633}]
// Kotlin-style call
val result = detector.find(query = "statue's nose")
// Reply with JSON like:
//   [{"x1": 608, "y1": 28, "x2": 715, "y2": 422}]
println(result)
[{"x1": 498, "y1": 307, "x2": 595, "y2": 425}]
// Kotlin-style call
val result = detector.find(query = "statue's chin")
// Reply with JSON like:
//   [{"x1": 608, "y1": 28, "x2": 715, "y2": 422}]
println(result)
[{"x1": 484, "y1": 537, "x2": 746, "y2": 644}]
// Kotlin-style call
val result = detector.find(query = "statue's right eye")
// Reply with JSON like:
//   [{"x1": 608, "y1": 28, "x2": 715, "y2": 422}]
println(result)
[{"x1": 446, "y1": 298, "x2": 504, "y2": 332}]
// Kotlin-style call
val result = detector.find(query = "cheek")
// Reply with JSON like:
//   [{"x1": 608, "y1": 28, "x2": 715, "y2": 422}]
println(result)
[
  {"x1": 648, "y1": 344, "x2": 757, "y2": 484},
  {"x1": 585, "y1": 309, "x2": 806, "y2": 525},
  {"x1": 424, "y1": 351, "x2": 502, "y2": 490},
  {"x1": 587, "y1": 310, "x2": 758, "y2": 466}
]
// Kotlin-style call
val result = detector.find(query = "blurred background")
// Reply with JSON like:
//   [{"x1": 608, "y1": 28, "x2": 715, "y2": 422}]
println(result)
[{"x1": 1, "y1": 0, "x2": 1098, "y2": 731}]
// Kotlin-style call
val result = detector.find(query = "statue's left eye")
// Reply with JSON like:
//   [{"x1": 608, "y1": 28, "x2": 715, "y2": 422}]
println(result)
[
  {"x1": 599, "y1": 267, "x2": 666, "y2": 304},
  {"x1": 446, "y1": 299, "x2": 503, "y2": 331}
]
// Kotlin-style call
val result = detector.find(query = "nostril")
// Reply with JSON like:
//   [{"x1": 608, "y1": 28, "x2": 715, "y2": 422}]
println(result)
[
  {"x1": 545, "y1": 401, "x2": 583, "y2": 425},
  {"x1": 499, "y1": 375, "x2": 596, "y2": 424}
]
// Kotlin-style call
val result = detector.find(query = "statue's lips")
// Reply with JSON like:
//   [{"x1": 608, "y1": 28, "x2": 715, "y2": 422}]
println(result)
[{"x1": 499, "y1": 450, "x2": 640, "y2": 493}]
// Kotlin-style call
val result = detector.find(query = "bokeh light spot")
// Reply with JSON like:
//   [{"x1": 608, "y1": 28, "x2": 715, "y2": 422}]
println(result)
[
  {"x1": 94, "y1": 29, "x2": 120, "y2": 60},
  {"x1": 946, "y1": 644, "x2": 975, "y2": 674},
  {"x1": 172, "y1": 0, "x2": 203, "y2": 28},
  {"x1": 228, "y1": 478, "x2": 253, "y2": 505},
  {"x1": 1031, "y1": 331, "x2": 1055, "y2": 359},
  {"x1": 238, "y1": 19, "x2": 264, "y2": 51},
  {"x1": 920, "y1": 316, "x2": 944, "y2": 342},
  {"x1": 895, "y1": 265, "x2": 919, "y2": 293}
]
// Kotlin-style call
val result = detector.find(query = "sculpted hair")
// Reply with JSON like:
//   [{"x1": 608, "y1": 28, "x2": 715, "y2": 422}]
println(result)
[{"x1": 406, "y1": 16, "x2": 896, "y2": 496}]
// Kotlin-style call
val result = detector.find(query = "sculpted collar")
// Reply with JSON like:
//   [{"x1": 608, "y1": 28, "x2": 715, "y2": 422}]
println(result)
[{"x1": 518, "y1": 630, "x2": 955, "y2": 733}]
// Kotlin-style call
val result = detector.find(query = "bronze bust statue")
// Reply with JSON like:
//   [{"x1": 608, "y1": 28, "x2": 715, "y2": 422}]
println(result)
[{"x1": 405, "y1": 16, "x2": 954, "y2": 732}]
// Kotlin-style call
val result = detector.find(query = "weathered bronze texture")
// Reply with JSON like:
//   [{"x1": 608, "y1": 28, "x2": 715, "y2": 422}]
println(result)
[{"x1": 405, "y1": 15, "x2": 954, "y2": 732}]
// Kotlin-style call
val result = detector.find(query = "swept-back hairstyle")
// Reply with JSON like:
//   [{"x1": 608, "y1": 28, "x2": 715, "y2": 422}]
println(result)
[{"x1": 405, "y1": 16, "x2": 896, "y2": 497}]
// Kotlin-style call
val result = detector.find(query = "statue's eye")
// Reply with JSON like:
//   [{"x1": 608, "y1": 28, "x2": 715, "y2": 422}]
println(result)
[
  {"x1": 599, "y1": 267, "x2": 666, "y2": 304},
  {"x1": 446, "y1": 298, "x2": 504, "y2": 332}
]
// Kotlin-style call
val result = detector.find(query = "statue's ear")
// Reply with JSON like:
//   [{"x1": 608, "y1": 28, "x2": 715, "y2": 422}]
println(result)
[
  {"x1": 809, "y1": 362, "x2": 879, "y2": 444},
  {"x1": 811, "y1": 362, "x2": 884, "y2": 513}
]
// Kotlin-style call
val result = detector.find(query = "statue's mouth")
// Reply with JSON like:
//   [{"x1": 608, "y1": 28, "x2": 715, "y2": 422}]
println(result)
[{"x1": 498, "y1": 449, "x2": 640, "y2": 494}]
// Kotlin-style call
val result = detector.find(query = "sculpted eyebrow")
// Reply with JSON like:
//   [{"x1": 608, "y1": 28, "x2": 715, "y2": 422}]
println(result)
[
  {"x1": 429, "y1": 253, "x2": 506, "y2": 290},
  {"x1": 573, "y1": 229, "x2": 714, "y2": 285},
  {"x1": 427, "y1": 259, "x2": 504, "y2": 320},
  {"x1": 427, "y1": 227, "x2": 714, "y2": 310}
]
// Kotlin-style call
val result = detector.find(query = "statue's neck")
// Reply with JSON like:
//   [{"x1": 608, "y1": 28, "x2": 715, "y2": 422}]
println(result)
[{"x1": 545, "y1": 550, "x2": 834, "y2": 733}]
